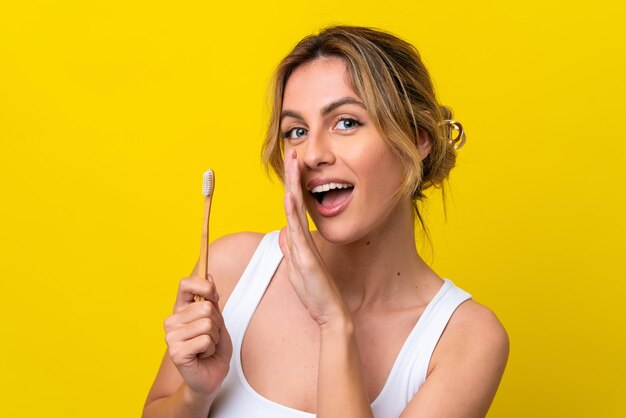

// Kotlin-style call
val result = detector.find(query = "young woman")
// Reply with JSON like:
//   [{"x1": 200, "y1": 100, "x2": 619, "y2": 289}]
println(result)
[{"x1": 143, "y1": 26, "x2": 509, "y2": 418}]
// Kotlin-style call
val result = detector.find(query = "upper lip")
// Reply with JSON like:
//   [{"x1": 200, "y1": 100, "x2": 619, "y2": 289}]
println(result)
[{"x1": 306, "y1": 177, "x2": 354, "y2": 191}]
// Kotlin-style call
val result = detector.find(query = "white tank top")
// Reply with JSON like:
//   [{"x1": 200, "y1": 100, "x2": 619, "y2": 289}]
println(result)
[{"x1": 209, "y1": 231, "x2": 472, "y2": 418}]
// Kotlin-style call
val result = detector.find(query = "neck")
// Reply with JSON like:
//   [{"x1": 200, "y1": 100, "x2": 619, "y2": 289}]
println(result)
[{"x1": 313, "y1": 199, "x2": 441, "y2": 312}]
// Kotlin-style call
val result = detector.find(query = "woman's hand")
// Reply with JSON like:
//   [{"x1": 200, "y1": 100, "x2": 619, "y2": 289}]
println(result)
[
  {"x1": 279, "y1": 149, "x2": 348, "y2": 327},
  {"x1": 163, "y1": 275, "x2": 233, "y2": 399}
]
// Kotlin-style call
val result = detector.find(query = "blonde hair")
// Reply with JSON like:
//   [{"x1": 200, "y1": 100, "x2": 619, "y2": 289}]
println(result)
[{"x1": 262, "y1": 25, "x2": 462, "y2": 224}]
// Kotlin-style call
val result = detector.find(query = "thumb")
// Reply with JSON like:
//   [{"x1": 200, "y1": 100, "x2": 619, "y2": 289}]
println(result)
[{"x1": 278, "y1": 226, "x2": 290, "y2": 259}]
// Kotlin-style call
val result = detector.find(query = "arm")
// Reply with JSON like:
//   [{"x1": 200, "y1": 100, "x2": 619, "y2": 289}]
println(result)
[
  {"x1": 400, "y1": 302, "x2": 509, "y2": 418},
  {"x1": 142, "y1": 233, "x2": 263, "y2": 418},
  {"x1": 317, "y1": 317, "x2": 374, "y2": 418},
  {"x1": 143, "y1": 271, "x2": 231, "y2": 418},
  {"x1": 315, "y1": 297, "x2": 508, "y2": 418},
  {"x1": 281, "y1": 149, "x2": 373, "y2": 417},
  {"x1": 142, "y1": 367, "x2": 215, "y2": 418},
  {"x1": 315, "y1": 299, "x2": 508, "y2": 418},
  {"x1": 281, "y1": 149, "x2": 508, "y2": 417}
]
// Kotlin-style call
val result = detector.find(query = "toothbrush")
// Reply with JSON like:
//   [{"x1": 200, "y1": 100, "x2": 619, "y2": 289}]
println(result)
[{"x1": 194, "y1": 169, "x2": 215, "y2": 303}]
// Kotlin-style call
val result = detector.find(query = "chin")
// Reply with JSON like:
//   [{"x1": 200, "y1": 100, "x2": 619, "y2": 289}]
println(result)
[{"x1": 311, "y1": 217, "x2": 368, "y2": 246}]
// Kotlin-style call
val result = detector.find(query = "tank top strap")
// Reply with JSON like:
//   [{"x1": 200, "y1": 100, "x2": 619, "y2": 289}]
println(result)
[
  {"x1": 371, "y1": 279, "x2": 472, "y2": 416},
  {"x1": 222, "y1": 230, "x2": 283, "y2": 343},
  {"x1": 213, "y1": 236, "x2": 473, "y2": 418},
  {"x1": 406, "y1": 279, "x2": 472, "y2": 388}
]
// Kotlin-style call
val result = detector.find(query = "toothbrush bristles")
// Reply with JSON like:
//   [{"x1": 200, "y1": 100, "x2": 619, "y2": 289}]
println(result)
[{"x1": 202, "y1": 169, "x2": 214, "y2": 197}]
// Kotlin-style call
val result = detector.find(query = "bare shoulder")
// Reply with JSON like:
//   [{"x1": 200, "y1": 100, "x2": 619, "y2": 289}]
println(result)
[
  {"x1": 192, "y1": 231, "x2": 266, "y2": 310},
  {"x1": 402, "y1": 299, "x2": 509, "y2": 417},
  {"x1": 448, "y1": 299, "x2": 508, "y2": 346},
  {"x1": 433, "y1": 299, "x2": 509, "y2": 372},
  {"x1": 207, "y1": 232, "x2": 266, "y2": 277}
]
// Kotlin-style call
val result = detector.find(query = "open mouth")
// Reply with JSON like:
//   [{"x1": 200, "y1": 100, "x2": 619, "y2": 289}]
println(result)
[{"x1": 309, "y1": 182, "x2": 354, "y2": 208}]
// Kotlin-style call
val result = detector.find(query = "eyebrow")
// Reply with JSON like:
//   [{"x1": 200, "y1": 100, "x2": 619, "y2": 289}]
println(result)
[{"x1": 280, "y1": 97, "x2": 366, "y2": 122}]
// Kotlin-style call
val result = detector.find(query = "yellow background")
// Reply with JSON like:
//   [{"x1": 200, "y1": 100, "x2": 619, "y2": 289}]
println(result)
[{"x1": 1, "y1": 1, "x2": 624, "y2": 416}]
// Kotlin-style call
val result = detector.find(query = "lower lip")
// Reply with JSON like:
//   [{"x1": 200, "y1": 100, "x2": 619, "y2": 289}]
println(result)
[{"x1": 312, "y1": 191, "x2": 354, "y2": 217}]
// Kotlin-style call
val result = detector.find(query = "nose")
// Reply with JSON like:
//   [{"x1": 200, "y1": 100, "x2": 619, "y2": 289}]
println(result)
[{"x1": 301, "y1": 130, "x2": 335, "y2": 169}]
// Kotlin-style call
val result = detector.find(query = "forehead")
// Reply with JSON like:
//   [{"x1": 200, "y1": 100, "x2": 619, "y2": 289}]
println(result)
[{"x1": 282, "y1": 57, "x2": 359, "y2": 110}]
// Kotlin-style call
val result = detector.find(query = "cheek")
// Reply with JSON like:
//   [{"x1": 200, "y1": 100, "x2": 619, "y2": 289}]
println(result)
[
  {"x1": 358, "y1": 142, "x2": 401, "y2": 178},
  {"x1": 373, "y1": 153, "x2": 406, "y2": 198}
]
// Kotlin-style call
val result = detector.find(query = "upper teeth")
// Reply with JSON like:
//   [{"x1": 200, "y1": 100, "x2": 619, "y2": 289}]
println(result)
[{"x1": 310, "y1": 182, "x2": 353, "y2": 193}]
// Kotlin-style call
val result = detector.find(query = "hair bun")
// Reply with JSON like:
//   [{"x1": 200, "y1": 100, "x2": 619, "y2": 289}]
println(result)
[{"x1": 440, "y1": 105, "x2": 453, "y2": 120}]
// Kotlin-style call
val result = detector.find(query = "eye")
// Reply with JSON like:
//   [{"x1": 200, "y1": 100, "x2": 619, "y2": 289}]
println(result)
[
  {"x1": 282, "y1": 127, "x2": 308, "y2": 140},
  {"x1": 335, "y1": 117, "x2": 362, "y2": 131}
]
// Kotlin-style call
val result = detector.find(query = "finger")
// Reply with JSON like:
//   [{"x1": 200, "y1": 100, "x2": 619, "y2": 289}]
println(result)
[
  {"x1": 283, "y1": 179, "x2": 301, "y2": 257},
  {"x1": 165, "y1": 316, "x2": 220, "y2": 348},
  {"x1": 285, "y1": 192, "x2": 301, "y2": 255},
  {"x1": 212, "y1": 319, "x2": 233, "y2": 364},
  {"x1": 177, "y1": 276, "x2": 217, "y2": 305},
  {"x1": 283, "y1": 148, "x2": 294, "y2": 196},
  {"x1": 168, "y1": 332, "x2": 214, "y2": 365},
  {"x1": 165, "y1": 301, "x2": 218, "y2": 330},
  {"x1": 205, "y1": 274, "x2": 220, "y2": 307},
  {"x1": 285, "y1": 150, "x2": 311, "y2": 236},
  {"x1": 198, "y1": 311, "x2": 228, "y2": 359},
  {"x1": 283, "y1": 150, "x2": 302, "y2": 225},
  {"x1": 174, "y1": 276, "x2": 219, "y2": 313},
  {"x1": 278, "y1": 226, "x2": 291, "y2": 260},
  {"x1": 283, "y1": 151, "x2": 321, "y2": 266},
  {"x1": 184, "y1": 334, "x2": 216, "y2": 362},
  {"x1": 286, "y1": 192, "x2": 315, "y2": 265}
]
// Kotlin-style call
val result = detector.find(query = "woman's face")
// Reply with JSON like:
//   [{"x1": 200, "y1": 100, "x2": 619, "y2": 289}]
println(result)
[{"x1": 280, "y1": 57, "x2": 409, "y2": 244}]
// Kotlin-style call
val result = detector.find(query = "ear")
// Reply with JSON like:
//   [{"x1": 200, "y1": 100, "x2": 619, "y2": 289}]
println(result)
[{"x1": 417, "y1": 130, "x2": 432, "y2": 161}]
